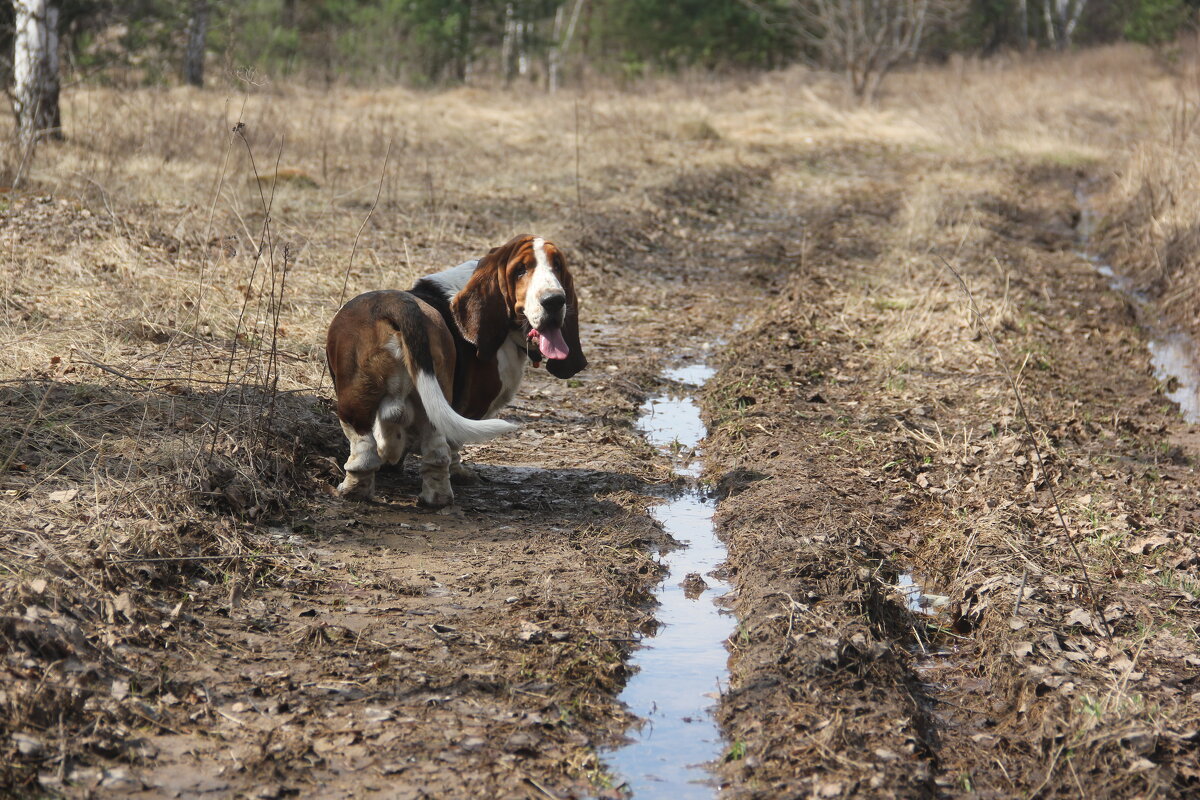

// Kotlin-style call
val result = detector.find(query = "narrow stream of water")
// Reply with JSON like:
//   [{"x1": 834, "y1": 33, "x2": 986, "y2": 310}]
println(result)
[
  {"x1": 1077, "y1": 190, "x2": 1200, "y2": 423},
  {"x1": 605, "y1": 362, "x2": 735, "y2": 798}
]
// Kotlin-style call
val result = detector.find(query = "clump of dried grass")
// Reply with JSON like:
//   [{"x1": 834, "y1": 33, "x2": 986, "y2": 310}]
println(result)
[{"x1": 1099, "y1": 43, "x2": 1200, "y2": 335}]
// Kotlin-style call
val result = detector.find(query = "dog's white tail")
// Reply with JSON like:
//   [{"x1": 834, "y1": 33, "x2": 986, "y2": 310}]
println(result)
[{"x1": 414, "y1": 371, "x2": 519, "y2": 445}]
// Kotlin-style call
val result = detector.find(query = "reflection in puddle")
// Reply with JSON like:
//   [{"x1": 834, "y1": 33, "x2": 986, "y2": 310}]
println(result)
[
  {"x1": 896, "y1": 572, "x2": 949, "y2": 616},
  {"x1": 1148, "y1": 335, "x2": 1200, "y2": 424},
  {"x1": 663, "y1": 363, "x2": 717, "y2": 387},
  {"x1": 1078, "y1": 190, "x2": 1200, "y2": 424},
  {"x1": 605, "y1": 361, "x2": 734, "y2": 799}
]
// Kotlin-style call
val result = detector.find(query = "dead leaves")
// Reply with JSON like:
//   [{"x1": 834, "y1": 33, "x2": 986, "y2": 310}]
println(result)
[
  {"x1": 1126, "y1": 533, "x2": 1172, "y2": 555},
  {"x1": 516, "y1": 620, "x2": 570, "y2": 644},
  {"x1": 47, "y1": 488, "x2": 79, "y2": 503}
]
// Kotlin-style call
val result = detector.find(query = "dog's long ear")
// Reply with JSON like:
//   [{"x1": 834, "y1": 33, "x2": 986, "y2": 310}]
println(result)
[
  {"x1": 547, "y1": 258, "x2": 588, "y2": 379},
  {"x1": 451, "y1": 241, "x2": 519, "y2": 362}
]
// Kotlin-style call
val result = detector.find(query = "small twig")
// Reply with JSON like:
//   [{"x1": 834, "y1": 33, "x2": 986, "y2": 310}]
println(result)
[
  {"x1": 24, "y1": 529, "x2": 105, "y2": 596},
  {"x1": 72, "y1": 353, "x2": 148, "y2": 385},
  {"x1": 573, "y1": 97, "x2": 583, "y2": 230},
  {"x1": 105, "y1": 554, "x2": 279, "y2": 565},
  {"x1": 1014, "y1": 568, "x2": 1028, "y2": 616},
  {"x1": 192, "y1": 97, "x2": 244, "y2": 388},
  {"x1": 337, "y1": 140, "x2": 393, "y2": 310},
  {"x1": 204, "y1": 124, "x2": 282, "y2": 463},
  {"x1": 125, "y1": 706, "x2": 187, "y2": 737},
  {"x1": 525, "y1": 776, "x2": 559, "y2": 799},
  {"x1": 939, "y1": 256, "x2": 1111, "y2": 640}
]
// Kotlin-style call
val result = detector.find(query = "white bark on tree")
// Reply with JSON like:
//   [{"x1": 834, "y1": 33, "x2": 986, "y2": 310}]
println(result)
[
  {"x1": 517, "y1": 18, "x2": 529, "y2": 77},
  {"x1": 1043, "y1": 0, "x2": 1086, "y2": 50},
  {"x1": 502, "y1": 3, "x2": 516, "y2": 84},
  {"x1": 548, "y1": 0, "x2": 584, "y2": 93},
  {"x1": 184, "y1": 0, "x2": 210, "y2": 87},
  {"x1": 12, "y1": 0, "x2": 62, "y2": 148}
]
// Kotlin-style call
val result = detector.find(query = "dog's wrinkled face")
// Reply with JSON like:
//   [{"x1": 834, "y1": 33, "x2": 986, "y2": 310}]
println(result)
[
  {"x1": 452, "y1": 234, "x2": 587, "y2": 378},
  {"x1": 510, "y1": 237, "x2": 569, "y2": 359}
]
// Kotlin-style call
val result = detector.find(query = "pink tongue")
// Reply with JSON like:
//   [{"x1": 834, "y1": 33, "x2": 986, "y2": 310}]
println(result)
[{"x1": 538, "y1": 327, "x2": 570, "y2": 360}]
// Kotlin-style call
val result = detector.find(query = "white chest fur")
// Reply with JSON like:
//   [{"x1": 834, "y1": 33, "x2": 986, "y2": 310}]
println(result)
[{"x1": 486, "y1": 333, "x2": 529, "y2": 419}]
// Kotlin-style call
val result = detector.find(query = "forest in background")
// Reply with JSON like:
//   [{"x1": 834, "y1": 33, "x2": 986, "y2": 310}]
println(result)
[{"x1": 3, "y1": 0, "x2": 1200, "y2": 94}]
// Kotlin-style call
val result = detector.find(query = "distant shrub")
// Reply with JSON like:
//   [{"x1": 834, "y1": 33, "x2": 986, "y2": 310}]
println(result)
[{"x1": 1124, "y1": 0, "x2": 1192, "y2": 45}]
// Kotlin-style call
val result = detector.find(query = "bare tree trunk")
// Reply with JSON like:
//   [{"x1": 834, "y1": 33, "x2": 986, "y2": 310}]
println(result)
[
  {"x1": 1058, "y1": 0, "x2": 1086, "y2": 49},
  {"x1": 517, "y1": 17, "x2": 528, "y2": 78},
  {"x1": 548, "y1": 0, "x2": 584, "y2": 93},
  {"x1": 1016, "y1": 0, "x2": 1028, "y2": 50},
  {"x1": 549, "y1": 4, "x2": 564, "y2": 93},
  {"x1": 1036, "y1": 0, "x2": 1056, "y2": 48},
  {"x1": 501, "y1": 2, "x2": 516, "y2": 84},
  {"x1": 1042, "y1": 0, "x2": 1086, "y2": 50},
  {"x1": 454, "y1": 0, "x2": 473, "y2": 82},
  {"x1": 12, "y1": 0, "x2": 61, "y2": 149},
  {"x1": 184, "y1": 0, "x2": 209, "y2": 88}
]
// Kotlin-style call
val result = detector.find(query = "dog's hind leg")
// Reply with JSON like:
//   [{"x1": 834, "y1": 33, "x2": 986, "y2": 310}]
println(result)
[
  {"x1": 337, "y1": 420, "x2": 382, "y2": 499},
  {"x1": 335, "y1": 383, "x2": 385, "y2": 499},
  {"x1": 448, "y1": 445, "x2": 480, "y2": 485},
  {"x1": 374, "y1": 396, "x2": 412, "y2": 466},
  {"x1": 417, "y1": 427, "x2": 453, "y2": 508}
]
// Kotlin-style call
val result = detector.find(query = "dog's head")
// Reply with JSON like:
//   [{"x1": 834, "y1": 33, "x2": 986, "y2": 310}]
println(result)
[{"x1": 451, "y1": 234, "x2": 587, "y2": 378}]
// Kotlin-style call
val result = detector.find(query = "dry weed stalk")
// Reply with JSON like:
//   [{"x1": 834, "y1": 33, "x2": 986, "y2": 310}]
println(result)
[{"x1": 203, "y1": 122, "x2": 287, "y2": 466}]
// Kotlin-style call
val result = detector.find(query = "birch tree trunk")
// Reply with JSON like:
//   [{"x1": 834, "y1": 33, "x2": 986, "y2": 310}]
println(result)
[
  {"x1": 1058, "y1": 0, "x2": 1087, "y2": 49},
  {"x1": 454, "y1": 0, "x2": 474, "y2": 82},
  {"x1": 1043, "y1": 0, "x2": 1087, "y2": 50},
  {"x1": 1016, "y1": 0, "x2": 1028, "y2": 50},
  {"x1": 548, "y1": 0, "x2": 584, "y2": 94},
  {"x1": 12, "y1": 0, "x2": 62, "y2": 148},
  {"x1": 502, "y1": 3, "x2": 516, "y2": 84},
  {"x1": 548, "y1": 4, "x2": 564, "y2": 93},
  {"x1": 1043, "y1": 0, "x2": 1057, "y2": 48},
  {"x1": 184, "y1": 0, "x2": 209, "y2": 88}
]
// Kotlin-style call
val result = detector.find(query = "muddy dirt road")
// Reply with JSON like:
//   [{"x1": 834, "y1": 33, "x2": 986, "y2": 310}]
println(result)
[{"x1": 4, "y1": 67, "x2": 1200, "y2": 799}]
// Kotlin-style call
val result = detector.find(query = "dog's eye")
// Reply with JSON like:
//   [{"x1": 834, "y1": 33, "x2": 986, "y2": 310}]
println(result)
[{"x1": 514, "y1": 265, "x2": 527, "y2": 277}]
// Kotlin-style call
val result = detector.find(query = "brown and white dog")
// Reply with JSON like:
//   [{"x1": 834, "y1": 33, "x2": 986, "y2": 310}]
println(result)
[{"x1": 326, "y1": 234, "x2": 586, "y2": 506}]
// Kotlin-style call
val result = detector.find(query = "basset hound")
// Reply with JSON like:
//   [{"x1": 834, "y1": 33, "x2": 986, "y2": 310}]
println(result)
[{"x1": 326, "y1": 234, "x2": 586, "y2": 506}]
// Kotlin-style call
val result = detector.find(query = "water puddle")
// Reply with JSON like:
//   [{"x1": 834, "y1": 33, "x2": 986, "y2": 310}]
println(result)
[
  {"x1": 605, "y1": 362, "x2": 736, "y2": 798},
  {"x1": 896, "y1": 572, "x2": 949, "y2": 616},
  {"x1": 1077, "y1": 189, "x2": 1200, "y2": 423}
]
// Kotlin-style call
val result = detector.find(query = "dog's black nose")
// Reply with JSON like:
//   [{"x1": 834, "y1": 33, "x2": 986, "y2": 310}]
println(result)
[{"x1": 541, "y1": 294, "x2": 566, "y2": 317}]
